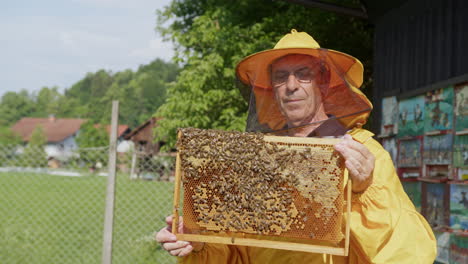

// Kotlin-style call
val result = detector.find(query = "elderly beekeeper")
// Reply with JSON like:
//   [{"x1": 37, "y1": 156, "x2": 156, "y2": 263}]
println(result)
[{"x1": 156, "y1": 29, "x2": 437, "y2": 264}]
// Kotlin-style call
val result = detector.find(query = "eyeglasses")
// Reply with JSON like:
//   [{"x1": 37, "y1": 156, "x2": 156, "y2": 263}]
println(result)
[{"x1": 271, "y1": 67, "x2": 314, "y2": 87}]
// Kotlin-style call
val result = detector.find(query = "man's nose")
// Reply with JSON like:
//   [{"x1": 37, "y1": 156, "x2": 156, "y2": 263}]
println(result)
[{"x1": 285, "y1": 74, "x2": 299, "y2": 91}]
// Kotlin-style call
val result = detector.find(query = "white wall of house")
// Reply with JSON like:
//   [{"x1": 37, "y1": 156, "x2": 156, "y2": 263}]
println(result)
[{"x1": 44, "y1": 135, "x2": 79, "y2": 161}]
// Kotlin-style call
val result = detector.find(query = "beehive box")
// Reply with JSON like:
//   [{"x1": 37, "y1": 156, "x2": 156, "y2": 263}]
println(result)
[{"x1": 172, "y1": 128, "x2": 350, "y2": 255}]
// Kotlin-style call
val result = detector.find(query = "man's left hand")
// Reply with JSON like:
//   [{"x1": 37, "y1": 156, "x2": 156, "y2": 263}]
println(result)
[{"x1": 334, "y1": 134, "x2": 375, "y2": 193}]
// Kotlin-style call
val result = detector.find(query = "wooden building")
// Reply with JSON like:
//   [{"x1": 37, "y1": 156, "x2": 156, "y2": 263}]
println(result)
[
  {"x1": 124, "y1": 117, "x2": 162, "y2": 154},
  {"x1": 367, "y1": 0, "x2": 468, "y2": 133}
]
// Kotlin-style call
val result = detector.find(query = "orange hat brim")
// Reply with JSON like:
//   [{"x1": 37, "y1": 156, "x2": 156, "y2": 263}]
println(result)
[{"x1": 236, "y1": 47, "x2": 364, "y2": 91}]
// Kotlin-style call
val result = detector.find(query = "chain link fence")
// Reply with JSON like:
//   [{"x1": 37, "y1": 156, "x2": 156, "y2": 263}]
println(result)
[{"x1": 0, "y1": 132, "x2": 177, "y2": 263}]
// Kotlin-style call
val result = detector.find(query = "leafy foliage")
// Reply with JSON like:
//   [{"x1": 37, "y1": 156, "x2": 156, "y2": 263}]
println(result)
[
  {"x1": 0, "y1": 91, "x2": 36, "y2": 126},
  {"x1": 63, "y1": 59, "x2": 179, "y2": 128},
  {"x1": 23, "y1": 126, "x2": 48, "y2": 167},
  {"x1": 0, "y1": 126, "x2": 22, "y2": 145},
  {"x1": 28, "y1": 126, "x2": 47, "y2": 147},
  {"x1": 0, "y1": 127, "x2": 22, "y2": 166},
  {"x1": 0, "y1": 59, "x2": 179, "y2": 130},
  {"x1": 75, "y1": 121, "x2": 110, "y2": 167},
  {"x1": 76, "y1": 121, "x2": 109, "y2": 149},
  {"x1": 155, "y1": 0, "x2": 373, "y2": 150},
  {"x1": 33, "y1": 87, "x2": 63, "y2": 118}
]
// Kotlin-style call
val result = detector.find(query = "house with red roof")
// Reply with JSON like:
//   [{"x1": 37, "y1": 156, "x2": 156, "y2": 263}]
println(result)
[{"x1": 11, "y1": 116, "x2": 130, "y2": 161}]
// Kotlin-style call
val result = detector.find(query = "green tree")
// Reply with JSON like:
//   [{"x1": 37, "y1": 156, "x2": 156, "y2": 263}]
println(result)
[
  {"x1": 76, "y1": 121, "x2": 109, "y2": 148},
  {"x1": 64, "y1": 70, "x2": 114, "y2": 122},
  {"x1": 155, "y1": 0, "x2": 373, "y2": 150},
  {"x1": 32, "y1": 86, "x2": 63, "y2": 117},
  {"x1": 0, "y1": 126, "x2": 22, "y2": 166},
  {"x1": 0, "y1": 126, "x2": 22, "y2": 145},
  {"x1": 59, "y1": 59, "x2": 178, "y2": 128},
  {"x1": 29, "y1": 125, "x2": 47, "y2": 146},
  {"x1": 0, "y1": 90, "x2": 35, "y2": 126},
  {"x1": 75, "y1": 121, "x2": 109, "y2": 169},
  {"x1": 0, "y1": 60, "x2": 178, "y2": 131},
  {"x1": 23, "y1": 125, "x2": 48, "y2": 167},
  {"x1": 113, "y1": 59, "x2": 179, "y2": 127}
]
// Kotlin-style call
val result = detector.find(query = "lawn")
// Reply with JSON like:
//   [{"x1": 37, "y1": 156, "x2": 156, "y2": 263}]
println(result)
[{"x1": 0, "y1": 172, "x2": 176, "y2": 264}]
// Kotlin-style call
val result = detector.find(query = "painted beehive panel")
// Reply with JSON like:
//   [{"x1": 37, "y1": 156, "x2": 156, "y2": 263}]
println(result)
[{"x1": 175, "y1": 128, "x2": 347, "y2": 246}]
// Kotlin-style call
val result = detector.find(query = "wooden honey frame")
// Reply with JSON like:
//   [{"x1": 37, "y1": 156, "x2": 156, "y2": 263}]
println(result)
[{"x1": 172, "y1": 131, "x2": 351, "y2": 256}]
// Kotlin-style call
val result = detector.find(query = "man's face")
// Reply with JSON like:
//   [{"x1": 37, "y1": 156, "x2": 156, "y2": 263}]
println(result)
[{"x1": 271, "y1": 54, "x2": 322, "y2": 127}]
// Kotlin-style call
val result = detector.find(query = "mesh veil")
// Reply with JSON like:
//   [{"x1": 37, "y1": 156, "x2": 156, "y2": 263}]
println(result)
[{"x1": 238, "y1": 49, "x2": 372, "y2": 137}]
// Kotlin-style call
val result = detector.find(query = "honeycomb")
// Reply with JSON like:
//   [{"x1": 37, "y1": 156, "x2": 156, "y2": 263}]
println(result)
[{"x1": 175, "y1": 128, "x2": 346, "y2": 244}]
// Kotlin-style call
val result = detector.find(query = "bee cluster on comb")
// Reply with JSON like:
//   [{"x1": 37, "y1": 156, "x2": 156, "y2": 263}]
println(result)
[{"x1": 175, "y1": 128, "x2": 346, "y2": 244}]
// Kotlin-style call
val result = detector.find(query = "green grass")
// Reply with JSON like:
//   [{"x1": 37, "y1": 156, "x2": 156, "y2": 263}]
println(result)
[{"x1": 0, "y1": 172, "x2": 176, "y2": 264}]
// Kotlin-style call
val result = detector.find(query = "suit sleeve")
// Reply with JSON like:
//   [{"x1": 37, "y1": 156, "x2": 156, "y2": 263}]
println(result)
[{"x1": 348, "y1": 135, "x2": 437, "y2": 264}]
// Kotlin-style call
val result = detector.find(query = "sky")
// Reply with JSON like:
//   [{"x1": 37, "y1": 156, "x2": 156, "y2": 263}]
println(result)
[{"x1": 0, "y1": 0, "x2": 174, "y2": 97}]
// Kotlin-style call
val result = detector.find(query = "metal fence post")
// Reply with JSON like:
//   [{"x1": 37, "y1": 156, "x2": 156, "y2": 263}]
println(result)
[{"x1": 102, "y1": 100, "x2": 119, "y2": 264}]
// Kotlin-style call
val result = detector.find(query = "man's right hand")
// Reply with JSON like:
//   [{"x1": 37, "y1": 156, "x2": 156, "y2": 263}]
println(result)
[{"x1": 155, "y1": 215, "x2": 204, "y2": 257}]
